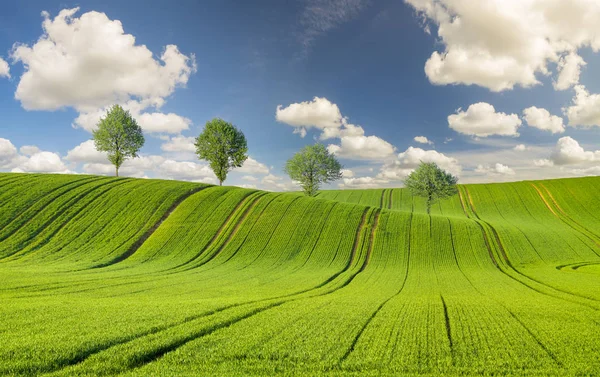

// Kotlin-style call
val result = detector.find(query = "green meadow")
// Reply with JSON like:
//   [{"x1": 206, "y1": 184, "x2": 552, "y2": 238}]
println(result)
[{"x1": 1, "y1": 173, "x2": 599, "y2": 376}]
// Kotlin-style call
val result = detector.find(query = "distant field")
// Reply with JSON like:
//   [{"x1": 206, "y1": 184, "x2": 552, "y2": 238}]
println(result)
[{"x1": 1, "y1": 173, "x2": 599, "y2": 376}]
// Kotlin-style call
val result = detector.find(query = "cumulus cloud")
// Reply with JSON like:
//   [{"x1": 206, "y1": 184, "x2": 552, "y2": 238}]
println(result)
[
  {"x1": 414, "y1": 136, "x2": 433, "y2": 145},
  {"x1": 65, "y1": 140, "x2": 107, "y2": 164},
  {"x1": 0, "y1": 138, "x2": 20, "y2": 168},
  {"x1": 378, "y1": 147, "x2": 462, "y2": 181},
  {"x1": 161, "y1": 136, "x2": 196, "y2": 153},
  {"x1": 10, "y1": 8, "x2": 195, "y2": 135},
  {"x1": 235, "y1": 157, "x2": 270, "y2": 175},
  {"x1": 475, "y1": 163, "x2": 515, "y2": 175},
  {"x1": 278, "y1": 97, "x2": 397, "y2": 161},
  {"x1": 514, "y1": 144, "x2": 530, "y2": 151},
  {"x1": 570, "y1": 166, "x2": 600, "y2": 176},
  {"x1": 554, "y1": 52, "x2": 586, "y2": 91},
  {"x1": 12, "y1": 152, "x2": 72, "y2": 174},
  {"x1": 564, "y1": 85, "x2": 600, "y2": 128},
  {"x1": 534, "y1": 159, "x2": 554, "y2": 167},
  {"x1": 0, "y1": 57, "x2": 9, "y2": 78},
  {"x1": 19, "y1": 145, "x2": 41, "y2": 156},
  {"x1": 406, "y1": 0, "x2": 600, "y2": 91},
  {"x1": 448, "y1": 103, "x2": 521, "y2": 137},
  {"x1": 276, "y1": 97, "x2": 342, "y2": 132},
  {"x1": 340, "y1": 176, "x2": 389, "y2": 189},
  {"x1": 550, "y1": 136, "x2": 600, "y2": 165},
  {"x1": 522, "y1": 106, "x2": 565, "y2": 134},
  {"x1": 327, "y1": 135, "x2": 396, "y2": 160},
  {"x1": 340, "y1": 168, "x2": 354, "y2": 178}
]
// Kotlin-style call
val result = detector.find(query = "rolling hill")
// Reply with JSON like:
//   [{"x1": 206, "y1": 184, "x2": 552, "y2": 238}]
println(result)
[{"x1": 1, "y1": 172, "x2": 599, "y2": 376}]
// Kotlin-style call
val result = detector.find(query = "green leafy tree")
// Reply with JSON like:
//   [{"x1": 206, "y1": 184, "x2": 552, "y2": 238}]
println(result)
[
  {"x1": 93, "y1": 105, "x2": 145, "y2": 177},
  {"x1": 195, "y1": 118, "x2": 248, "y2": 186},
  {"x1": 285, "y1": 143, "x2": 343, "y2": 196},
  {"x1": 404, "y1": 162, "x2": 458, "y2": 214}
]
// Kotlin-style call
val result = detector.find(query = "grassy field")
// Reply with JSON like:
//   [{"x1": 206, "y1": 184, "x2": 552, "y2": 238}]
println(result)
[{"x1": 1, "y1": 173, "x2": 599, "y2": 376}]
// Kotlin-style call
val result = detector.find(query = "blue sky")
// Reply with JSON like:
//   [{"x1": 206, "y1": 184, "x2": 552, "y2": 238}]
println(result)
[{"x1": 1, "y1": 0, "x2": 599, "y2": 189}]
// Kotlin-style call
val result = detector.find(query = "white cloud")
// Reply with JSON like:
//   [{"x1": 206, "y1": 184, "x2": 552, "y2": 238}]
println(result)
[
  {"x1": 19, "y1": 145, "x2": 41, "y2": 156},
  {"x1": 161, "y1": 136, "x2": 196, "y2": 153},
  {"x1": 554, "y1": 52, "x2": 586, "y2": 91},
  {"x1": 475, "y1": 163, "x2": 515, "y2": 175},
  {"x1": 137, "y1": 112, "x2": 191, "y2": 134},
  {"x1": 570, "y1": 166, "x2": 600, "y2": 176},
  {"x1": 10, "y1": 8, "x2": 195, "y2": 136},
  {"x1": 0, "y1": 138, "x2": 20, "y2": 168},
  {"x1": 406, "y1": 0, "x2": 600, "y2": 91},
  {"x1": 241, "y1": 175, "x2": 258, "y2": 182},
  {"x1": 260, "y1": 173, "x2": 297, "y2": 191},
  {"x1": 564, "y1": 85, "x2": 600, "y2": 128},
  {"x1": 340, "y1": 168, "x2": 354, "y2": 178},
  {"x1": 514, "y1": 144, "x2": 530, "y2": 151},
  {"x1": 534, "y1": 159, "x2": 554, "y2": 167},
  {"x1": 414, "y1": 136, "x2": 433, "y2": 145},
  {"x1": 522, "y1": 106, "x2": 565, "y2": 134},
  {"x1": 448, "y1": 103, "x2": 521, "y2": 137},
  {"x1": 550, "y1": 136, "x2": 600, "y2": 165},
  {"x1": 340, "y1": 176, "x2": 389, "y2": 189},
  {"x1": 12, "y1": 152, "x2": 71, "y2": 174},
  {"x1": 378, "y1": 147, "x2": 462, "y2": 181},
  {"x1": 327, "y1": 134, "x2": 396, "y2": 160},
  {"x1": 65, "y1": 140, "x2": 107, "y2": 164},
  {"x1": 235, "y1": 157, "x2": 270, "y2": 175},
  {"x1": 0, "y1": 57, "x2": 9, "y2": 78},
  {"x1": 157, "y1": 160, "x2": 215, "y2": 182},
  {"x1": 293, "y1": 127, "x2": 307, "y2": 138},
  {"x1": 276, "y1": 97, "x2": 342, "y2": 131},
  {"x1": 11, "y1": 8, "x2": 195, "y2": 112}
]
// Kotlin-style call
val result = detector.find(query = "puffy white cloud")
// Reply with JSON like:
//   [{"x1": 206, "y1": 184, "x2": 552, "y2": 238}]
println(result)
[
  {"x1": 137, "y1": 112, "x2": 191, "y2": 134},
  {"x1": 534, "y1": 159, "x2": 554, "y2": 167},
  {"x1": 340, "y1": 176, "x2": 389, "y2": 189},
  {"x1": 564, "y1": 85, "x2": 600, "y2": 128},
  {"x1": 65, "y1": 140, "x2": 107, "y2": 164},
  {"x1": 11, "y1": 8, "x2": 195, "y2": 112},
  {"x1": 475, "y1": 163, "x2": 515, "y2": 175},
  {"x1": 406, "y1": 0, "x2": 600, "y2": 91},
  {"x1": 293, "y1": 127, "x2": 307, "y2": 138},
  {"x1": 522, "y1": 106, "x2": 565, "y2": 134},
  {"x1": 260, "y1": 173, "x2": 297, "y2": 191},
  {"x1": 550, "y1": 136, "x2": 600, "y2": 165},
  {"x1": 327, "y1": 134, "x2": 396, "y2": 160},
  {"x1": 157, "y1": 160, "x2": 215, "y2": 182},
  {"x1": 276, "y1": 97, "x2": 342, "y2": 131},
  {"x1": 19, "y1": 145, "x2": 41, "y2": 156},
  {"x1": 319, "y1": 121, "x2": 364, "y2": 140},
  {"x1": 514, "y1": 144, "x2": 530, "y2": 151},
  {"x1": 0, "y1": 57, "x2": 9, "y2": 78},
  {"x1": 448, "y1": 103, "x2": 521, "y2": 137},
  {"x1": 570, "y1": 166, "x2": 600, "y2": 176},
  {"x1": 414, "y1": 136, "x2": 433, "y2": 145},
  {"x1": 340, "y1": 168, "x2": 354, "y2": 178},
  {"x1": 378, "y1": 147, "x2": 462, "y2": 180},
  {"x1": 241, "y1": 175, "x2": 258, "y2": 182},
  {"x1": 554, "y1": 52, "x2": 586, "y2": 90},
  {"x1": 161, "y1": 136, "x2": 196, "y2": 153},
  {"x1": 0, "y1": 138, "x2": 20, "y2": 168},
  {"x1": 12, "y1": 152, "x2": 71, "y2": 174},
  {"x1": 235, "y1": 157, "x2": 270, "y2": 175}
]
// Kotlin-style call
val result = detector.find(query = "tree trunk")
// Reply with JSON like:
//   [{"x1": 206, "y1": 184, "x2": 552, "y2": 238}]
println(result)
[
  {"x1": 219, "y1": 180, "x2": 222, "y2": 186},
  {"x1": 116, "y1": 166, "x2": 119, "y2": 177}
]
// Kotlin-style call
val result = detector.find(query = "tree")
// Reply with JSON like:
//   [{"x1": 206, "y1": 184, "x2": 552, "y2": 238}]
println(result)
[
  {"x1": 404, "y1": 162, "x2": 458, "y2": 214},
  {"x1": 93, "y1": 105, "x2": 145, "y2": 177},
  {"x1": 195, "y1": 118, "x2": 248, "y2": 186},
  {"x1": 285, "y1": 143, "x2": 343, "y2": 196}
]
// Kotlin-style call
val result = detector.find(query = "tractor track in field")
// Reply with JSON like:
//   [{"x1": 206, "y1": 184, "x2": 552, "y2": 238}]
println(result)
[
  {"x1": 459, "y1": 187, "x2": 600, "y2": 310},
  {"x1": 0, "y1": 176, "x2": 107, "y2": 243},
  {"x1": 379, "y1": 189, "x2": 386, "y2": 209},
  {"x1": 340, "y1": 211, "x2": 411, "y2": 365},
  {"x1": 41, "y1": 205, "x2": 383, "y2": 376},
  {"x1": 167, "y1": 190, "x2": 263, "y2": 272},
  {"x1": 531, "y1": 183, "x2": 600, "y2": 253},
  {"x1": 0, "y1": 179, "x2": 132, "y2": 260}
]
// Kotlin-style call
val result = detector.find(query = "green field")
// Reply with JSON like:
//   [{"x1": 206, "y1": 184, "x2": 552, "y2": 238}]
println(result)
[{"x1": 1, "y1": 173, "x2": 599, "y2": 376}]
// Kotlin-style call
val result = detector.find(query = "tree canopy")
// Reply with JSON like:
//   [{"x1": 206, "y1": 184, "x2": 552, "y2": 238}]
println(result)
[
  {"x1": 285, "y1": 143, "x2": 343, "y2": 196},
  {"x1": 195, "y1": 118, "x2": 248, "y2": 185},
  {"x1": 404, "y1": 162, "x2": 458, "y2": 214},
  {"x1": 93, "y1": 105, "x2": 145, "y2": 177}
]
